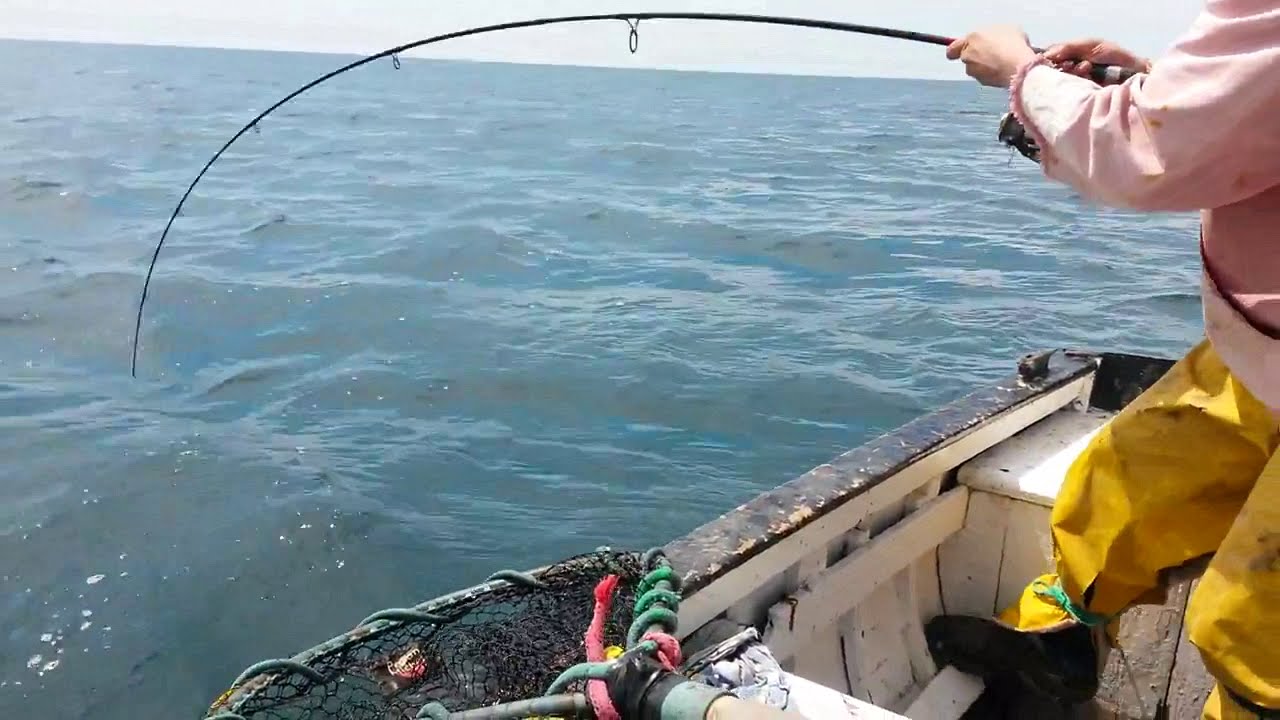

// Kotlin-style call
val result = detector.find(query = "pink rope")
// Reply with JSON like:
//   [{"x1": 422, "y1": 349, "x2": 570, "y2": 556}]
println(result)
[
  {"x1": 586, "y1": 574, "x2": 621, "y2": 720},
  {"x1": 641, "y1": 631, "x2": 682, "y2": 671}
]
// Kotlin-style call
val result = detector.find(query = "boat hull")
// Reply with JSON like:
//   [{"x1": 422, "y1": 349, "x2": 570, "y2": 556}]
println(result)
[{"x1": 667, "y1": 349, "x2": 1196, "y2": 719}]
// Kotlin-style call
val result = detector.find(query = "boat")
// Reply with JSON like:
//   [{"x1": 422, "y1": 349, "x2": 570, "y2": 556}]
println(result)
[
  {"x1": 207, "y1": 348, "x2": 1216, "y2": 720},
  {"x1": 667, "y1": 347, "x2": 1212, "y2": 720}
]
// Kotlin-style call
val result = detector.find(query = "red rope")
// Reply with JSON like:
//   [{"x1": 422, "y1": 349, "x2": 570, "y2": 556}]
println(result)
[
  {"x1": 586, "y1": 574, "x2": 621, "y2": 720},
  {"x1": 641, "y1": 631, "x2": 682, "y2": 670}
]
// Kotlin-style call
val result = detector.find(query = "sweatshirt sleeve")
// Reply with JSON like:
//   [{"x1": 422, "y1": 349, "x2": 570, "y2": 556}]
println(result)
[{"x1": 1009, "y1": 0, "x2": 1280, "y2": 212}]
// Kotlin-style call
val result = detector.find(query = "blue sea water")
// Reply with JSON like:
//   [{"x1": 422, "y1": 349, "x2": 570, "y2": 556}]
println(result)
[{"x1": 0, "y1": 39, "x2": 1202, "y2": 718}]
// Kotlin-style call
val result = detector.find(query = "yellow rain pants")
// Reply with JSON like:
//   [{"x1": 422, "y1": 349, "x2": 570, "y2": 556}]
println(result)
[{"x1": 996, "y1": 340, "x2": 1280, "y2": 716}]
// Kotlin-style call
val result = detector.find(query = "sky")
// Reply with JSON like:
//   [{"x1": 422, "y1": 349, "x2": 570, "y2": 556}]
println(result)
[{"x1": 5, "y1": 0, "x2": 1204, "y2": 80}]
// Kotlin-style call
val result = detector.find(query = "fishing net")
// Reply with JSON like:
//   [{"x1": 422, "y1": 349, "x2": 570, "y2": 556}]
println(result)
[{"x1": 206, "y1": 550, "x2": 649, "y2": 720}]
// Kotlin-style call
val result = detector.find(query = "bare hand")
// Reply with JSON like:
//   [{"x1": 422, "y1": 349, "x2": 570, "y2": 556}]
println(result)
[
  {"x1": 946, "y1": 25, "x2": 1038, "y2": 88},
  {"x1": 1042, "y1": 39, "x2": 1151, "y2": 79}
]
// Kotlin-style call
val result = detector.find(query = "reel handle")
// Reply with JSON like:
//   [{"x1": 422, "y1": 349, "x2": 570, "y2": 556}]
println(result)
[
  {"x1": 1023, "y1": 39, "x2": 1143, "y2": 85},
  {"x1": 1086, "y1": 63, "x2": 1139, "y2": 84},
  {"x1": 998, "y1": 59, "x2": 1143, "y2": 163}
]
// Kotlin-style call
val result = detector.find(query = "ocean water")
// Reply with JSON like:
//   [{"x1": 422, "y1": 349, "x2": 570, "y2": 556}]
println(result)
[{"x1": 0, "y1": 39, "x2": 1202, "y2": 718}]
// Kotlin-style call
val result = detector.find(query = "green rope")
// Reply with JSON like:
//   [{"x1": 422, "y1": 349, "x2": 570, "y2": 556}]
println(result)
[
  {"x1": 417, "y1": 702, "x2": 450, "y2": 720},
  {"x1": 419, "y1": 693, "x2": 592, "y2": 720},
  {"x1": 359, "y1": 608, "x2": 449, "y2": 626},
  {"x1": 1032, "y1": 578, "x2": 1111, "y2": 627},
  {"x1": 634, "y1": 587, "x2": 681, "y2": 615},
  {"x1": 625, "y1": 554, "x2": 681, "y2": 648},
  {"x1": 636, "y1": 566, "x2": 682, "y2": 595},
  {"x1": 486, "y1": 569, "x2": 548, "y2": 589},
  {"x1": 232, "y1": 659, "x2": 327, "y2": 687},
  {"x1": 543, "y1": 660, "x2": 617, "y2": 694},
  {"x1": 542, "y1": 641, "x2": 661, "y2": 698},
  {"x1": 533, "y1": 548, "x2": 684, "y2": 704},
  {"x1": 627, "y1": 607, "x2": 679, "y2": 648}
]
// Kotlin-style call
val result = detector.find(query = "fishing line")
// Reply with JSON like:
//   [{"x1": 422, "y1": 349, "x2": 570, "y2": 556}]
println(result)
[
  {"x1": 128, "y1": 12, "x2": 1130, "y2": 377},
  {"x1": 127, "y1": 12, "x2": 960, "y2": 377}
]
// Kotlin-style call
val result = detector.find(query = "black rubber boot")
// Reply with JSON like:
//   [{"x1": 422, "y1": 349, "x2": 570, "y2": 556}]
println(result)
[{"x1": 925, "y1": 615, "x2": 1099, "y2": 706}]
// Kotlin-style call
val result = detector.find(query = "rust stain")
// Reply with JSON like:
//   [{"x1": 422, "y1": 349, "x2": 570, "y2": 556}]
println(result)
[
  {"x1": 1148, "y1": 117, "x2": 1164, "y2": 129},
  {"x1": 1234, "y1": 173, "x2": 1250, "y2": 190},
  {"x1": 783, "y1": 596, "x2": 800, "y2": 632},
  {"x1": 734, "y1": 537, "x2": 758, "y2": 555}
]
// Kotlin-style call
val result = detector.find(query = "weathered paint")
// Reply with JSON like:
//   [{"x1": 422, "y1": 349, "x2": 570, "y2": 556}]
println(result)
[{"x1": 663, "y1": 349, "x2": 1174, "y2": 601}]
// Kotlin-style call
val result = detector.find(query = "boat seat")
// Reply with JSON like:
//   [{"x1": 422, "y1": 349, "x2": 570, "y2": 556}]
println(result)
[{"x1": 956, "y1": 407, "x2": 1114, "y2": 508}]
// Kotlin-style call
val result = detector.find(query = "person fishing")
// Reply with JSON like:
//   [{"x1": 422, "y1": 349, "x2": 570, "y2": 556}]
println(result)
[{"x1": 930, "y1": 3, "x2": 1280, "y2": 719}]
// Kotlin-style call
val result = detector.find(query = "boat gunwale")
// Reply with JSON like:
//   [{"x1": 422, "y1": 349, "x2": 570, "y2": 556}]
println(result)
[
  {"x1": 663, "y1": 349, "x2": 1176, "y2": 605},
  {"x1": 662, "y1": 350, "x2": 1098, "y2": 599}
]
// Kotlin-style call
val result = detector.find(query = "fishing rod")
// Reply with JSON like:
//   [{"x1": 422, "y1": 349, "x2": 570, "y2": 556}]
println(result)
[{"x1": 128, "y1": 11, "x2": 1137, "y2": 377}]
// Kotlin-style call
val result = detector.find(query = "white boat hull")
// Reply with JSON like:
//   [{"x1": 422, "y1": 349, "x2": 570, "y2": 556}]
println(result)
[{"x1": 667, "y1": 350, "x2": 1191, "y2": 719}]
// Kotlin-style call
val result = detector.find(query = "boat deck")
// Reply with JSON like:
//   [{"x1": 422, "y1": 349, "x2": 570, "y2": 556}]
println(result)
[
  {"x1": 961, "y1": 554, "x2": 1214, "y2": 719},
  {"x1": 956, "y1": 405, "x2": 1218, "y2": 720},
  {"x1": 662, "y1": 350, "x2": 1220, "y2": 720}
]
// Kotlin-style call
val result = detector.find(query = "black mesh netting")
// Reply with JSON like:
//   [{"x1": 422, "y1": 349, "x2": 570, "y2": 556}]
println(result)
[{"x1": 208, "y1": 550, "x2": 647, "y2": 720}]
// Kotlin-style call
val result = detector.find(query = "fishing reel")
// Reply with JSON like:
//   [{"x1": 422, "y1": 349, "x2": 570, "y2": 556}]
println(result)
[
  {"x1": 994, "y1": 61, "x2": 1142, "y2": 165},
  {"x1": 998, "y1": 112, "x2": 1040, "y2": 164}
]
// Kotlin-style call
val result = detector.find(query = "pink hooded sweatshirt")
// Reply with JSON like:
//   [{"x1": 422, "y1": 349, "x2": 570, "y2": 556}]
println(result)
[{"x1": 1008, "y1": 0, "x2": 1280, "y2": 410}]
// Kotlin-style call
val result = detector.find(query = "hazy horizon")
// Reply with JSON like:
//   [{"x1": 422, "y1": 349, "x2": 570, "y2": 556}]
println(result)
[
  {"x1": 2, "y1": 34, "x2": 987, "y2": 84},
  {"x1": 5, "y1": 1, "x2": 1203, "y2": 81}
]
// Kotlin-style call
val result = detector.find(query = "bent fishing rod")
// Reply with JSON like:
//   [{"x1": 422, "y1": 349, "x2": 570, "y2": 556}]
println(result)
[{"x1": 128, "y1": 11, "x2": 1138, "y2": 378}]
